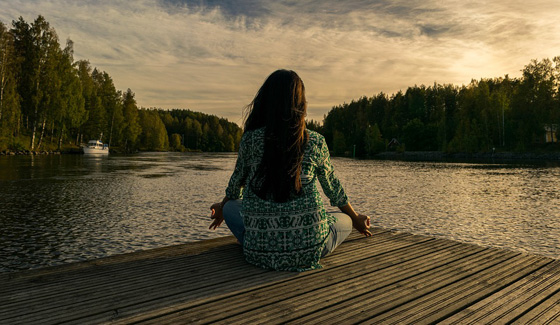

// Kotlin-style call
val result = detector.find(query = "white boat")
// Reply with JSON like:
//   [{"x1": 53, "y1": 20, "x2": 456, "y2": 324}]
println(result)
[{"x1": 82, "y1": 139, "x2": 109, "y2": 155}]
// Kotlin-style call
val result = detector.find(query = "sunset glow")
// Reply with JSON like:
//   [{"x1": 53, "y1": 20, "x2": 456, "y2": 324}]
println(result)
[{"x1": 1, "y1": 0, "x2": 559, "y2": 124}]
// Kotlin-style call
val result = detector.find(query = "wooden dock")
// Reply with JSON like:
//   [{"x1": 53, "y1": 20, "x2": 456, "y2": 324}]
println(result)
[{"x1": 1, "y1": 228, "x2": 559, "y2": 324}]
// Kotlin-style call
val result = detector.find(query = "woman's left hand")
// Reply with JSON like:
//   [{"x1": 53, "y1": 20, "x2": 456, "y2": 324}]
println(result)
[
  {"x1": 209, "y1": 202, "x2": 224, "y2": 230},
  {"x1": 338, "y1": 203, "x2": 372, "y2": 237}
]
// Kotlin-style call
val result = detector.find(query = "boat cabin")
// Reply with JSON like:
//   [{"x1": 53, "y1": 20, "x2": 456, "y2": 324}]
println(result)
[{"x1": 87, "y1": 140, "x2": 108, "y2": 149}]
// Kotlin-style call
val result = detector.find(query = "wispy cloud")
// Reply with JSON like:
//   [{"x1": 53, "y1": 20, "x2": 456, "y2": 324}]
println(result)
[{"x1": 1, "y1": 0, "x2": 559, "y2": 123}]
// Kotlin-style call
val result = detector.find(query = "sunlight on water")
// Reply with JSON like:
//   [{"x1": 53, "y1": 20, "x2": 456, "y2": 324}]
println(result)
[
  {"x1": 0, "y1": 153, "x2": 559, "y2": 272},
  {"x1": 334, "y1": 159, "x2": 560, "y2": 259}
]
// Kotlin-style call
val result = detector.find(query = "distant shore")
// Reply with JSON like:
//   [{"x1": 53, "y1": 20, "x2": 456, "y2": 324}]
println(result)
[
  {"x1": 3, "y1": 149, "x2": 560, "y2": 162},
  {"x1": 373, "y1": 151, "x2": 560, "y2": 162},
  {"x1": 1, "y1": 150, "x2": 63, "y2": 156},
  {"x1": 0, "y1": 148, "x2": 82, "y2": 156}
]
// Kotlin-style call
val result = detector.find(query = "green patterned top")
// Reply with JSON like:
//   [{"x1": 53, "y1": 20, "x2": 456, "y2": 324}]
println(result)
[{"x1": 226, "y1": 128, "x2": 348, "y2": 271}]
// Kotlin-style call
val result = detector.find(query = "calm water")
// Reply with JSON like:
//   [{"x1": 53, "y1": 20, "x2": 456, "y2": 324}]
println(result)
[{"x1": 0, "y1": 153, "x2": 559, "y2": 272}]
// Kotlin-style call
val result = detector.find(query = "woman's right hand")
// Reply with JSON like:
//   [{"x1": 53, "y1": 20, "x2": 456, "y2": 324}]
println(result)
[{"x1": 352, "y1": 213, "x2": 372, "y2": 237}]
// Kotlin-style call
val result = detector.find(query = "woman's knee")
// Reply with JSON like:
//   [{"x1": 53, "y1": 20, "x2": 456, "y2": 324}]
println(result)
[
  {"x1": 223, "y1": 200, "x2": 242, "y2": 221},
  {"x1": 322, "y1": 213, "x2": 353, "y2": 257},
  {"x1": 332, "y1": 212, "x2": 353, "y2": 233},
  {"x1": 222, "y1": 200, "x2": 245, "y2": 244}
]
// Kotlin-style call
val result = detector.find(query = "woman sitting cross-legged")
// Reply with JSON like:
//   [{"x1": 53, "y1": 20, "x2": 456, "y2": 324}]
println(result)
[{"x1": 209, "y1": 69, "x2": 371, "y2": 272}]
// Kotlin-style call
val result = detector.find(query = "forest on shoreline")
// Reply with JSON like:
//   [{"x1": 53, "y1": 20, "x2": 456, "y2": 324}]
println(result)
[
  {"x1": 311, "y1": 57, "x2": 560, "y2": 157},
  {"x1": 0, "y1": 16, "x2": 242, "y2": 154},
  {"x1": 1, "y1": 16, "x2": 559, "y2": 157}
]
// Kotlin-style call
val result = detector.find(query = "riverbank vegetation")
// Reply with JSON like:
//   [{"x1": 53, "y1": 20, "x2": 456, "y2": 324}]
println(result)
[
  {"x1": 0, "y1": 16, "x2": 241, "y2": 154},
  {"x1": 2, "y1": 16, "x2": 559, "y2": 157},
  {"x1": 311, "y1": 57, "x2": 560, "y2": 157}
]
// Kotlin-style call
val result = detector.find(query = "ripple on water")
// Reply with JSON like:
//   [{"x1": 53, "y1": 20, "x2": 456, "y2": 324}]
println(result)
[{"x1": 1, "y1": 153, "x2": 559, "y2": 272}]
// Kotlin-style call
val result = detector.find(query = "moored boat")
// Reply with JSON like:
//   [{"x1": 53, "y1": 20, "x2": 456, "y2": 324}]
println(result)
[{"x1": 82, "y1": 139, "x2": 109, "y2": 155}]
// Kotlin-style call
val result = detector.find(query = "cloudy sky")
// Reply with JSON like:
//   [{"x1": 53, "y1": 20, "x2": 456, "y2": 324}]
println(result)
[{"x1": 1, "y1": 0, "x2": 559, "y2": 125}]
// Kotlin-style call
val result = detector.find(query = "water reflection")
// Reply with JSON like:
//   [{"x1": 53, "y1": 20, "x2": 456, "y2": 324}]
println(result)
[
  {"x1": 0, "y1": 153, "x2": 237, "y2": 272},
  {"x1": 0, "y1": 153, "x2": 558, "y2": 272},
  {"x1": 334, "y1": 159, "x2": 560, "y2": 260}
]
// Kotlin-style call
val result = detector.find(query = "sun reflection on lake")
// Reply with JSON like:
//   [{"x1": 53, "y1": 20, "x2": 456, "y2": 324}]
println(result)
[{"x1": 0, "y1": 153, "x2": 558, "y2": 272}]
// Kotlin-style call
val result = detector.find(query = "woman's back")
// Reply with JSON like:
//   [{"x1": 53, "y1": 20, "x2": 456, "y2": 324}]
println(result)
[
  {"x1": 226, "y1": 128, "x2": 348, "y2": 271},
  {"x1": 209, "y1": 69, "x2": 371, "y2": 272}
]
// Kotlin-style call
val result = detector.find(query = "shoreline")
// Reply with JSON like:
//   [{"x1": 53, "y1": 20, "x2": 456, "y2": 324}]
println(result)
[
  {"x1": 373, "y1": 151, "x2": 560, "y2": 162},
  {"x1": 3, "y1": 149, "x2": 560, "y2": 162},
  {"x1": 0, "y1": 148, "x2": 82, "y2": 156}
]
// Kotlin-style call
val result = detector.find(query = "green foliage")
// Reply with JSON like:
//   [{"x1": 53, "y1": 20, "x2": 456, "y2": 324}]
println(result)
[
  {"x1": 333, "y1": 130, "x2": 347, "y2": 156},
  {"x1": 8, "y1": 16, "x2": 91, "y2": 151},
  {"x1": 0, "y1": 15, "x2": 242, "y2": 153},
  {"x1": 12, "y1": 15, "x2": 64, "y2": 150},
  {"x1": 8, "y1": 139, "x2": 25, "y2": 151},
  {"x1": 306, "y1": 119, "x2": 322, "y2": 133},
  {"x1": 138, "y1": 109, "x2": 168, "y2": 151},
  {"x1": 2, "y1": 16, "x2": 558, "y2": 155},
  {"x1": 402, "y1": 119, "x2": 424, "y2": 151},
  {"x1": 364, "y1": 124, "x2": 384, "y2": 155},
  {"x1": 170, "y1": 133, "x2": 185, "y2": 151},
  {"x1": 400, "y1": 119, "x2": 438, "y2": 151},
  {"x1": 157, "y1": 108, "x2": 242, "y2": 152},
  {"x1": 321, "y1": 57, "x2": 560, "y2": 155},
  {"x1": 122, "y1": 89, "x2": 141, "y2": 151},
  {"x1": 0, "y1": 21, "x2": 21, "y2": 138}
]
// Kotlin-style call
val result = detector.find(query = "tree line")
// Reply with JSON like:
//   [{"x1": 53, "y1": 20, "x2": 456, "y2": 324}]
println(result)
[
  {"x1": 154, "y1": 109, "x2": 242, "y2": 152},
  {"x1": 0, "y1": 15, "x2": 242, "y2": 153},
  {"x1": 311, "y1": 57, "x2": 560, "y2": 156},
  {"x1": 4, "y1": 16, "x2": 558, "y2": 156}
]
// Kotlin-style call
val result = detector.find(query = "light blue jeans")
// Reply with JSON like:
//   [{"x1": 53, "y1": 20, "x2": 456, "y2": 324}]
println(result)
[{"x1": 223, "y1": 200, "x2": 353, "y2": 257}]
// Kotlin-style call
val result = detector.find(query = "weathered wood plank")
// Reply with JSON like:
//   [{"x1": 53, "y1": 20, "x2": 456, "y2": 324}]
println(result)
[
  {"x1": 512, "y1": 287, "x2": 560, "y2": 324},
  {"x1": 1, "y1": 227, "x2": 559, "y2": 325},
  {"x1": 95, "y1": 231, "x2": 431, "y2": 323},
  {"x1": 0, "y1": 236, "x2": 239, "y2": 283},
  {"x1": 123, "y1": 238, "x2": 457, "y2": 324},
  {"x1": 207, "y1": 246, "x2": 478, "y2": 324},
  {"x1": 0, "y1": 238, "x2": 244, "y2": 292},
  {"x1": 282, "y1": 249, "x2": 517, "y2": 324},
  {"x1": 362, "y1": 256, "x2": 552, "y2": 324},
  {"x1": 1, "y1": 247, "x2": 242, "y2": 304},
  {"x1": 440, "y1": 259, "x2": 560, "y2": 324},
  {"x1": 140, "y1": 240, "x2": 487, "y2": 324},
  {"x1": 0, "y1": 258, "x2": 264, "y2": 324},
  {"x1": 0, "y1": 229, "x2": 389, "y2": 324}
]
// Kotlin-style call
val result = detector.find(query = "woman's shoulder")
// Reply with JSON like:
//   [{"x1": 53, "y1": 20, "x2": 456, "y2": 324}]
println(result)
[
  {"x1": 241, "y1": 127, "x2": 265, "y2": 141},
  {"x1": 307, "y1": 130, "x2": 326, "y2": 146}
]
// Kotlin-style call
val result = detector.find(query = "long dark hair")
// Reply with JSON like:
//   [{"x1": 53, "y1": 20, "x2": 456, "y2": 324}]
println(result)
[{"x1": 244, "y1": 69, "x2": 309, "y2": 202}]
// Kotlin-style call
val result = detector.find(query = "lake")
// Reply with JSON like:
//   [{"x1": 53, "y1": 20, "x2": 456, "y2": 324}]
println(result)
[{"x1": 1, "y1": 153, "x2": 559, "y2": 272}]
